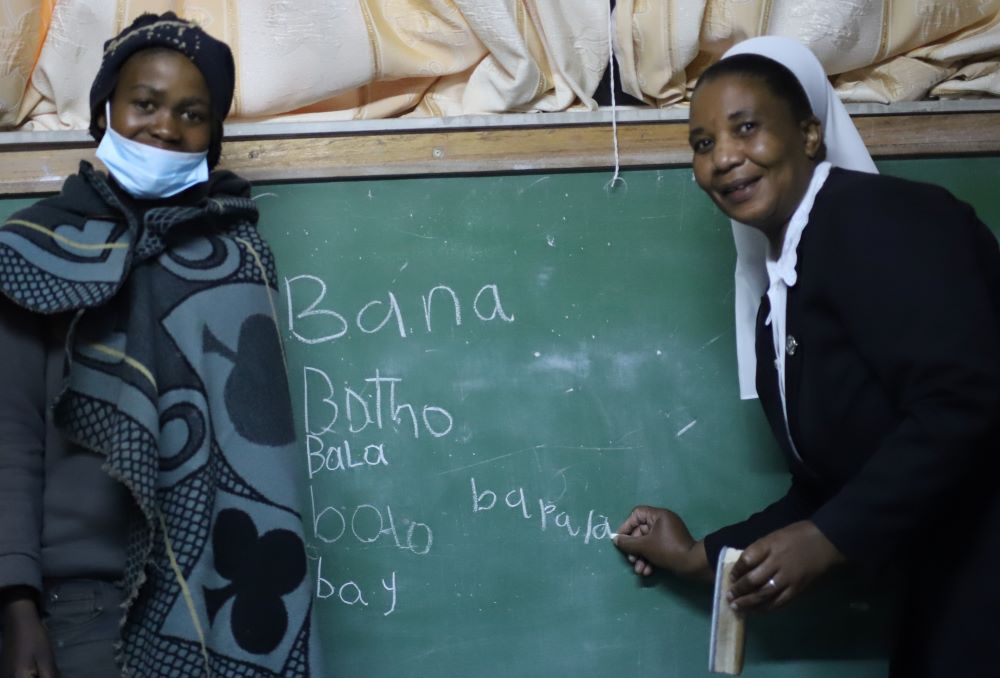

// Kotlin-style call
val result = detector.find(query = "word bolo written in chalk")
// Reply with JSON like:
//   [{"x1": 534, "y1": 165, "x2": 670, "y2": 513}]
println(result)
[{"x1": 309, "y1": 488, "x2": 433, "y2": 556}]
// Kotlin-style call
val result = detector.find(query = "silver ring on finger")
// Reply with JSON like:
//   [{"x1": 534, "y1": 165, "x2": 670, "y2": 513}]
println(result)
[{"x1": 767, "y1": 577, "x2": 778, "y2": 590}]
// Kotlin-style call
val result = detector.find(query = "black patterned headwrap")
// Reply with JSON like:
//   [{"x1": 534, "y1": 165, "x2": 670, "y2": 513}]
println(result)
[{"x1": 88, "y1": 12, "x2": 235, "y2": 168}]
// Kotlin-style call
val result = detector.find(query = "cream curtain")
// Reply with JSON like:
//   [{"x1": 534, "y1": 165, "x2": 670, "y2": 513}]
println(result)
[
  {"x1": 0, "y1": 0, "x2": 52, "y2": 128},
  {"x1": 619, "y1": 0, "x2": 1000, "y2": 105},
  {"x1": 2, "y1": 0, "x2": 999, "y2": 131}
]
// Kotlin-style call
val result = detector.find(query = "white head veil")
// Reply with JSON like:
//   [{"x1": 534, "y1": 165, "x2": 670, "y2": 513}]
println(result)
[{"x1": 718, "y1": 37, "x2": 878, "y2": 399}]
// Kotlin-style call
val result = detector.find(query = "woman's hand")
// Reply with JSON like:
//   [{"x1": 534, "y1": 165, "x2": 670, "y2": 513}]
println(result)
[
  {"x1": 613, "y1": 506, "x2": 712, "y2": 581},
  {"x1": 1, "y1": 588, "x2": 58, "y2": 678},
  {"x1": 728, "y1": 520, "x2": 845, "y2": 612}
]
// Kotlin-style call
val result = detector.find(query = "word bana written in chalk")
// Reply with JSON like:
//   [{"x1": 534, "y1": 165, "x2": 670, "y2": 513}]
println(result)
[
  {"x1": 471, "y1": 477, "x2": 613, "y2": 544},
  {"x1": 285, "y1": 275, "x2": 515, "y2": 344}
]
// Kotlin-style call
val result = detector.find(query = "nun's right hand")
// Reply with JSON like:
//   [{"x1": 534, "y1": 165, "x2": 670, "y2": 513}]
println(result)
[{"x1": 613, "y1": 506, "x2": 711, "y2": 581}]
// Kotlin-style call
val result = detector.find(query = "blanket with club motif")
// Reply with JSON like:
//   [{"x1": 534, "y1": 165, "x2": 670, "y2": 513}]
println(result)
[{"x1": 0, "y1": 161, "x2": 321, "y2": 677}]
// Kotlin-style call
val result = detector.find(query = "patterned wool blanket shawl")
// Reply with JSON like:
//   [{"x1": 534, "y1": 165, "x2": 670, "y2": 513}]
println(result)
[{"x1": 0, "y1": 162, "x2": 321, "y2": 677}]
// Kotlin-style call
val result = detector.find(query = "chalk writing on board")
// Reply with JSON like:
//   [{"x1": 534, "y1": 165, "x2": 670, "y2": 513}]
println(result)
[
  {"x1": 291, "y1": 271, "x2": 519, "y2": 615},
  {"x1": 309, "y1": 487, "x2": 434, "y2": 555},
  {"x1": 470, "y1": 477, "x2": 614, "y2": 544},
  {"x1": 285, "y1": 275, "x2": 515, "y2": 344},
  {"x1": 307, "y1": 437, "x2": 388, "y2": 476},
  {"x1": 304, "y1": 367, "x2": 454, "y2": 440},
  {"x1": 316, "y1": 558, "x2": 398, "y2": 616}
]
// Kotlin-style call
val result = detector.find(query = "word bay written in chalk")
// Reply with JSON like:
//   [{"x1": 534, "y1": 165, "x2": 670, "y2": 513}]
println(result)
[{"x1": 315, "y1": 559, "x2": 398, "y2": 616}]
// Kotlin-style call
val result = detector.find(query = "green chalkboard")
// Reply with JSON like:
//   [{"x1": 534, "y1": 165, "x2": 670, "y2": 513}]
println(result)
[{"x1": 4, "y1": 156, "x2": 1000, "y2": 677}]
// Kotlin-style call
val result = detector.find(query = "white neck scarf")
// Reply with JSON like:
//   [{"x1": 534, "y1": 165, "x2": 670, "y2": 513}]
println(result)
[
  {"x1": 765, "y1": 161, "x2": 831, "y2": 435},
  {"x1": 721, "y1": 36, "x2": 877, "y2": 399}
]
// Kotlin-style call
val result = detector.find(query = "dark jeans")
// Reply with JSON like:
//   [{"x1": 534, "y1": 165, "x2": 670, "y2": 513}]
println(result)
[{"x1": 41, "y1": 579, "x2": 124, "y2": 678}]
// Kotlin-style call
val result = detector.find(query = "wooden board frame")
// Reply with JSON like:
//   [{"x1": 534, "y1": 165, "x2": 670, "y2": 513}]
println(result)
[{"x1": 2, "y1": 104, "x2": 999, "y2": 195}]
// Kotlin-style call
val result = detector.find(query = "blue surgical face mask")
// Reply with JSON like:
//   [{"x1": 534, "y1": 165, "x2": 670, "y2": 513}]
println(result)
[{"x1": 95, "y1": 102, "x2": 209, "y2": 199}]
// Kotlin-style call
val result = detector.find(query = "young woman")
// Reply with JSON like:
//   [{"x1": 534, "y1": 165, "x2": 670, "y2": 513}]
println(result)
[
  {"x1": 0, "y1": 13, "x2": 321, "y2": 677},
  {"x1": 614, "y1": 37, "x2": 1000, "y2": 677}
]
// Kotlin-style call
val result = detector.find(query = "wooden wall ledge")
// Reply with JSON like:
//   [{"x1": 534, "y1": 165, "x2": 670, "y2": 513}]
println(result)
[{"x1": 2, "y1": 103, "x2": 1000, "y2": 195}]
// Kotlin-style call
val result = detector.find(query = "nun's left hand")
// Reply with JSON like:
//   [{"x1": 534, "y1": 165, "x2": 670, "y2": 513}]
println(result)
[{"x1": 727, "y1": 520, "x2": 845, "y2": 612}]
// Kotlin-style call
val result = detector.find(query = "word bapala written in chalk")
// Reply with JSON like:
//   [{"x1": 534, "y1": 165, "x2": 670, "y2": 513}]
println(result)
[
  {"x1": 285, "y1": 275, "x2": 514, "y2": 344},
  {"x1": 470, "y1": 477, "x2": 614, "y2": 544}
]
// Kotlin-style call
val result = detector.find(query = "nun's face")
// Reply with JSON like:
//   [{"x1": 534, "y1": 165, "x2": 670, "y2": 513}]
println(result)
[
  {"x1": 105, "y1": 49, "x2": 212, "y2": 153},
  {"x1": 689, "y1": 74, "x2": 821, "y2": 245}
]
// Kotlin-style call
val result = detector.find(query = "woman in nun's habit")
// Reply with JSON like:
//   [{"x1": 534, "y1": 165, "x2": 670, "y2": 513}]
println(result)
[{"x1": 614, "y1": 36, "x2": 1000, "y2": 678}]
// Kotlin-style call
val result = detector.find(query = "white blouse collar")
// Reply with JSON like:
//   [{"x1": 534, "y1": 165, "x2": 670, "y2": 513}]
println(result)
[
  {"x1": 762, "y1": 161, "x2": 831, "y2": 455},
  {"x1": 765, "y1": 161, "x2": 832, "y2": 294}
]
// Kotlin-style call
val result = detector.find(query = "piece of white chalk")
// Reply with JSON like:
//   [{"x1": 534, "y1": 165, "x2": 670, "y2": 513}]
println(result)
[{"x1": 609, "y1": 532, "x2": 619, "y2": 540}]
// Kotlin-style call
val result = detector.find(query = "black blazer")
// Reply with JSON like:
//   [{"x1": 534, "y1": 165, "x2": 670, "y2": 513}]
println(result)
[{"x1": 704, "y1": 168, "x2": 1000, "y2": 573}]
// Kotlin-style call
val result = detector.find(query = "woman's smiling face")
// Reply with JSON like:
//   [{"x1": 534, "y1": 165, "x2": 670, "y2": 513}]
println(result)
[
  {"x1": 689, "y1": 74, "x2": 821, "y2": 245},
  {"x1": 105, "y1": 48, "x2": 212, "y2": 153}
]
